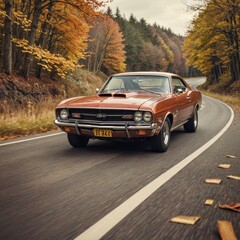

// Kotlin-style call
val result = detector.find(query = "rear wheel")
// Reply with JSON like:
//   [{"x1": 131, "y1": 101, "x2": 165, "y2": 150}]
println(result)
[
  {"x1": 67, "y1": 133, "x2": 89, "y2": 148},
  {"x1": 150, "y1": 118, "x2": 171, "y2": 152},
  {"x1": 184, "y1": 109, "x2": 198, "y2": 132}
]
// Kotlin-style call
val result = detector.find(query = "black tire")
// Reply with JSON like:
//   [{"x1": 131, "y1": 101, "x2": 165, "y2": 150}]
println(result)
[
  {"x1": 67, "y1": 133, "x2": 89, "y2": 148},
  {"x1": 184, "y1": 109, "x2": 198, "y2": 132},
  {"x1": 150, "y1": 118, "x2": 171, "y2": 152}
]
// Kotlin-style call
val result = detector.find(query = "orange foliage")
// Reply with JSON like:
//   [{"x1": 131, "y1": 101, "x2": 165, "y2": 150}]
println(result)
[
  {"x1": 0, "y1": 0, "x2": 110, "y2": 78},
  {"x1": 102, "y1": 17, "x2": 126, "y2": 73},
  {"x1": 86, "y1": 16, "x2": 126, "y2": 74}
]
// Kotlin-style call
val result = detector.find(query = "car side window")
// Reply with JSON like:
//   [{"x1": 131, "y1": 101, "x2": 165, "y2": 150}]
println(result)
[{"x1": 172, "y1": 77, "x2": 187, "y2": 94}]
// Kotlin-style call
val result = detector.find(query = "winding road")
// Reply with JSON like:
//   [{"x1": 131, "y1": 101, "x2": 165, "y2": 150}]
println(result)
[{"x1": 0, "y1": 78, "x2": 239, "y2": 240}]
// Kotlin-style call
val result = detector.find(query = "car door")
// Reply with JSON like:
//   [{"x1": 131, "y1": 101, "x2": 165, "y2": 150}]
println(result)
[{"x1": 172, "y1": 77, "x2": 194, "y2": 124}]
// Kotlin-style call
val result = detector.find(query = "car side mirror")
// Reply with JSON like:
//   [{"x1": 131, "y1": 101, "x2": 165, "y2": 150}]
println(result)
[
  {"x1": 96, "y1": 88, "x2": 100, "y2": 93},
  {"x1": 174, "y1": 87, "x2": 183, "y2": 94}
]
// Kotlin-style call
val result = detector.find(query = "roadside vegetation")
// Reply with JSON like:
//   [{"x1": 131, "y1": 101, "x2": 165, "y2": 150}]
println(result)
[
  {"x1": 0, "y1": 69, "x2": 105, "y2": 140},
  {"x1": 198, "y1": 72, "x2": 240, "y2": 111},
  {"x1": 0, "y1": 99, "x2": 58, "y2": 140},
  {"x1": 200, "y1": 90, "x2": 240, "y2": 112}
]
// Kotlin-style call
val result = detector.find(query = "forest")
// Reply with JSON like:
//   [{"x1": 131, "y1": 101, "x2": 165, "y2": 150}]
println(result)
[
  {"x1": 83, "y1": 7, "x2": 194, "y2": 77},
  {"x1": 0, "y1": 0, "x2": 201, "y2": 83}
]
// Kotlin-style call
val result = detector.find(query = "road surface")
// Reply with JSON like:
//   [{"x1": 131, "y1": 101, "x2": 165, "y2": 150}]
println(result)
[{"x1": 0, "y1": 78, "x2": 239, "y2": 239}]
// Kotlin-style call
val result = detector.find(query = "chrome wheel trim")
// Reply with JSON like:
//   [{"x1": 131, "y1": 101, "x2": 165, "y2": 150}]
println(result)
[
  {"x1": 194, "y1": 111, "x2": 198, "y2": 128},
  {"x1": 163, "y1": 121, "x2": 170, "y2": 145}
]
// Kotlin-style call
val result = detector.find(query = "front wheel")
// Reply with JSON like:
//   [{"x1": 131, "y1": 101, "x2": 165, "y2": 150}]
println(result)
[
  {"x1": 67, "y1": 133, "x2": 89, "y2": 148},
  {"x1": 150, "y1": 118, "x2": 171, "y2": 152},
  {"x1": 184, "y1": 109, "x2": 198, "y2": 132}
]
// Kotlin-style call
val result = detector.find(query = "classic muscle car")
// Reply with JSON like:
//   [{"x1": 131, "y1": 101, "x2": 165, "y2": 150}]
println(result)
[{"x1": 54, "y1": 72, "x2": 202, "y2": 152}]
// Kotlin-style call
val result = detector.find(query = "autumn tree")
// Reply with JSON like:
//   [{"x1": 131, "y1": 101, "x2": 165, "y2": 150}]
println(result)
[
  {"x1": 184, "y1": 0, "x2": 240, "y2": 85},
  {"x1": 0, "y1": 0, "x2": 108, "y2": 79},
  {"x1": 102, "y1": 18, "x2": 126, "y2": 74},
  {"x1": 85, "y1": 16, "x2": 126, "y2": 74},
  {"x1": 155, "y1": 34, "x2": 174, "y2": 70},
  {"x1": 137, "y1": 41, "x2": 163, "y2": 71}
]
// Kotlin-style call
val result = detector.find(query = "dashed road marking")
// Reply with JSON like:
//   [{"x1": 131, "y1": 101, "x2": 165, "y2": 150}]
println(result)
[{"x1": 0, "y1": 132, "x2": 64, "y2": 147}]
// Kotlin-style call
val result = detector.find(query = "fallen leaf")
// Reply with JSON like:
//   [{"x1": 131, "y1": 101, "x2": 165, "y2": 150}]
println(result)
[
  {"x1": 227, "y1": 175, "x2": 240, "y2": 180},
  {"x1": 205, "y1": 199, "x2": 214, "y2": 206},
  {"x1": 170, "y1": 216, "x2": 200, "y2": 225},
  {"x1": 219, "y1": 202, "x2": 240, "y2": 213},
  {"x1": 205, "y1": 179, "x2": 222, "y2": 184},
  {"x1": 218, "y1": 164, "x2": 231, "y2": 169},
  {"x1": 226, "y1": 155, "x2": 238, "y2": 159},
  {"x1": 217, "y1": 221, "x2": 237, "y2": 240}
]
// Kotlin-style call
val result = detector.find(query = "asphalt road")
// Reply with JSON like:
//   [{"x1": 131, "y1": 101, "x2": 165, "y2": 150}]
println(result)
[{"x1": 0, "y1": 78, "x2": 239, "y2": 240}]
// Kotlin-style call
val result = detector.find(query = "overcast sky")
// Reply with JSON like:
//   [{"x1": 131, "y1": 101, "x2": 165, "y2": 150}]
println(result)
[{"x1": 106, "y1": 0, "x2": 196, "y2": 36}]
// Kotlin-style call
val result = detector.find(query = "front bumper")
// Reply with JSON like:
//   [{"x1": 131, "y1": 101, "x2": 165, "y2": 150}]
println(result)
[{"x1": 54, "y1": 119, "x2": 158, "y2": 139}]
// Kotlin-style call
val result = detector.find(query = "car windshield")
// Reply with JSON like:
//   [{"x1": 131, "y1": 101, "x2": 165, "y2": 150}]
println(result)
[{"x1": 101, "y1": 75, "x2": 171, "y2": 94}]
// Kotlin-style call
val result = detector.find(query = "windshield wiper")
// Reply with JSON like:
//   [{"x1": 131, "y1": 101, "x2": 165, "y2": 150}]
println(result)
[
  {"x1": 105, "y1": 88, "x2": 128, "y2": 92},
  {"x1": 139, "y1": 89, "x2": 161, "y2": 95}
]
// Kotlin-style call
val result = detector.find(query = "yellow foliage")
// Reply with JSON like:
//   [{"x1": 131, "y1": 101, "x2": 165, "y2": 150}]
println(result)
[
  {"x1": 13, "y1": 11, "x2": 31, "y2": 30},
  {"x1": 13, "y1": 37, "x2": 78, "y2": 78},
  {"x1": 1, "y1": 0, "x2": 110, "y2": 78},
  {"x1": 157, "y1": 35, "x2": 174, "y2": 64},
  {"x1": 183, "y1": 0, "x2": 240, "y2": 75}
]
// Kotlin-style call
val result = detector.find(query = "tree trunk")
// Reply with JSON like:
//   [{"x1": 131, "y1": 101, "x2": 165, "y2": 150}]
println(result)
[
  {"x1": 35, "y1": 0, "x2": 54, "y2": 78},
  {"x1": 3, "y1": 0, "x2": 13, "y2": 75},
  {"x1": 225, "y1": 2, "x2": 240, "y2": 82},
  {"x1": 13, "y1": 0, "x2": 30, "y2": 70},
  {"x1": 21, "y1": 0, "x2": 42, "y2": 79}
]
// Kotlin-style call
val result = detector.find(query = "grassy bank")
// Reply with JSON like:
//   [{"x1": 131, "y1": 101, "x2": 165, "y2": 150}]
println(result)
[
  {"x1": 0, "y1": 98, "x2": 59, "y2": 140},
  {"x1": 200, "y1": 90, "x2": 240, "y2": 112},
  {"x1": 197, "y1": 73, "x2": 240, "y2": 111},
  {"x1": 0, "y1": 69, "x2": 106, "y2": 140}
]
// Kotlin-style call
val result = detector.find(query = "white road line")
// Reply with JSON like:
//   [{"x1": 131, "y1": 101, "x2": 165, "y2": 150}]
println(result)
[
  {"x1": 75, "y1": 100, "x2": 234, "y2": 240},
  {"x1": 0, "y1": 132, "x2": 64, "y2": 147}
]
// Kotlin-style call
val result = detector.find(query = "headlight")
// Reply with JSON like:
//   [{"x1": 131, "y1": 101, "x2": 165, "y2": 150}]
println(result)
[
  {"x1": 143, "y1": 112, "x2": 152, "y2": 122},
  {"x1": 59, "y1": 109, "x2": 68, "y2": 120},
  {"x1": 134, "y1": 111, "x2": 142, "y2": 122}
]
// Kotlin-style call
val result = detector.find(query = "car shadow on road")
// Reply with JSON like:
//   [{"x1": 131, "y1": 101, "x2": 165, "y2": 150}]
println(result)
[{"x1": 63, "y1": 127, "x2": 187, "y2": 155}]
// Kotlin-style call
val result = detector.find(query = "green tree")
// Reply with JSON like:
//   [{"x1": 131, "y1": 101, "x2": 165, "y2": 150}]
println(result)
[{"x1": 123, "y1": 22, "x2": 143, "y2": 71}]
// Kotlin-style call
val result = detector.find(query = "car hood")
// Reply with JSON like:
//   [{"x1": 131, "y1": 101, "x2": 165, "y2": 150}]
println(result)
[{"x1": 58, "y1": 92, "x2": 167, "y2": 110}]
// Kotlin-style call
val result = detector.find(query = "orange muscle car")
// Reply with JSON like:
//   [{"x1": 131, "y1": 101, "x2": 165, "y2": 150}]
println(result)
[{"x1": 54, "y1": 72, "x2": 202, "y2": 152}]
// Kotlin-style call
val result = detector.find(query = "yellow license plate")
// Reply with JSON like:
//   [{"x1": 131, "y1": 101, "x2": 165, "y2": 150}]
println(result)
[{"x1": 93, "y1": 129, "x2": 112, "y2": 137}]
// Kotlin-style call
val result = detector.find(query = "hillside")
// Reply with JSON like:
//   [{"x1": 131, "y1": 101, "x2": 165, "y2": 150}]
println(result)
[
  {"x1": 0, "y1": 69, "x2": 106, "y2": 140},
  {"x1": 0, "y1": 69, "x2": 106, "y2": 112}
]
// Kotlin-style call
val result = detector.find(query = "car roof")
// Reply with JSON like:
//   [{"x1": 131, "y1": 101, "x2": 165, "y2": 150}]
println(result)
[{"x1": 112, "y1": 71, "x2": 180, "y2": 78}]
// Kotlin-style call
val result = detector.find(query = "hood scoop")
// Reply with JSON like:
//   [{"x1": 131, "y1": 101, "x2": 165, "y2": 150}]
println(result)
[
  {"x1": 99, "y1": 93, "x2": 112, "y2": 97},
  {"x1": 113, "y1": 93, "x2": 126, "y2": 98},
  {"x1": 98, "y1": 92, "x2": 127, "y2": 98}
]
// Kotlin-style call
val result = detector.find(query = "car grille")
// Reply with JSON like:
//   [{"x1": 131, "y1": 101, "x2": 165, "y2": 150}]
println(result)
[{"x1": 68, "y1": 109, "x2": 135, "y2": 122}]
